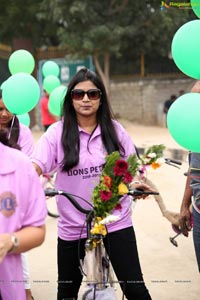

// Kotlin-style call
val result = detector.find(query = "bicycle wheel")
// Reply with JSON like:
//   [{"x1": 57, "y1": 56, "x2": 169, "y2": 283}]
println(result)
[
  {"x1": 45, "y1": 188, "x2": 59, "y2": 218},
  {"x1": 82, "y1": 241, "x2": 117, "y2": 300},
  {"x1": 47, "y1": 205, "x2": 59, "y2": 218},
  {"x1": 82, "y1": 286, "x2": 116, "y2": 300},
  {"x1": 41, "y1": 172, "x2": 59, "y2": 218}
]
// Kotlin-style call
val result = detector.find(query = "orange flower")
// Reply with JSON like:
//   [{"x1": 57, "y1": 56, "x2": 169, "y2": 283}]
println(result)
[
  {"x1": 103, "y1": 176, "x2": 112, "y2": 188},
  {"x1": 151, "y1": 162, "x2": 161, "y2": 170}
]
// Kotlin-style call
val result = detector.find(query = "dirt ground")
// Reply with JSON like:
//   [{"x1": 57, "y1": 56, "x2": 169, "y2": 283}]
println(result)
[{"x1": 28, "y1": 121, "x2": 200, "y2": 300}]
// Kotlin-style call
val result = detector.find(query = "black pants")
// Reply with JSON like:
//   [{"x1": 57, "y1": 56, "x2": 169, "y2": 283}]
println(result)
[{"x1": 57, "y1": 227, "x2": 151, "y2": 300}]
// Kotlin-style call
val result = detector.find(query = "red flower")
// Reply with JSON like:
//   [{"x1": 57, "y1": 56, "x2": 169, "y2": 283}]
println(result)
[
  {"x1": 100, "y1": 190, "x2": 112, "y2": 201},
  {"x1": 114, "y1": 159, "x2": 128, "y2": 176},
  {"x1": 103, "y1": 176, "x2": 112, "y2": 188},
  {"x1": 123, "y1": 172, "x2": 133, "y2": 183},
  {"x1": 115, "y1": 203, "x2": 122, "y2": 210}
]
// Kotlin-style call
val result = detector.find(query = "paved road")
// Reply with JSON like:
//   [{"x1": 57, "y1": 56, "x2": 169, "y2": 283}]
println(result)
[{"x1": 29, "y1": 121, "x2": 200, "y2": 300}]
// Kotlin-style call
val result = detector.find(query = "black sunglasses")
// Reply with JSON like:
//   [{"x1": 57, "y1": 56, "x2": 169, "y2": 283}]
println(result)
[{"x1": 71, "y1": 89, "x2": 102, "y2": 101}]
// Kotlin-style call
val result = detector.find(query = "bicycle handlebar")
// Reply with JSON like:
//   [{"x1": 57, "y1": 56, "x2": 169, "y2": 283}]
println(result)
[
  {"x1": 45, "y1": 188, "x2": 159, "y2": 214},
  {"x1": 164, "y1": 158, "x2": 182, "y2": 167},
  {"x1": 45, "y1": 189, "x2": 92, "y2": 214},
  {"x1": 128, "y1": 189, "x2": 159, "y2": 196}
]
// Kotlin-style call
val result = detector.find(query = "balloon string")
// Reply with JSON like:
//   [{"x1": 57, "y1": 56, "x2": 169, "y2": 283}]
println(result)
[{"x1": 8, "y1": 115, "x2": 15, "y2": 140}]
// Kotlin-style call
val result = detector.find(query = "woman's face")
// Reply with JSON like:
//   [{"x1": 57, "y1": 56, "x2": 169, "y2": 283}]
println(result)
[
  {"x1": 0, "y1": 98, "x2": 13, "y2": 129},
  {"x1": 71, "y1": 80, "x2": 101, "y2": 120}
]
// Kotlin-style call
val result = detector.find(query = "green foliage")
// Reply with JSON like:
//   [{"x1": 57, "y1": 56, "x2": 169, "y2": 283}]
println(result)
[
  {"x1": 0, "y1": 0, "x2": 196, "y2": 76},
  {"x1": 145, "y1": 144, "x2": 165, "y2": 158},
  {"x1": 139, "y1": 144, "x2": 166, "y2": 166},
  {"x1": 0, "y1": 0, "x2": 59, "y2": 47}
]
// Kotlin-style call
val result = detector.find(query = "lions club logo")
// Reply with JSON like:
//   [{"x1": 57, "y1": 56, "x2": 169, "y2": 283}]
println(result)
[{"x1": 0, "y1": 192, "x2": 17, "y2": 217}]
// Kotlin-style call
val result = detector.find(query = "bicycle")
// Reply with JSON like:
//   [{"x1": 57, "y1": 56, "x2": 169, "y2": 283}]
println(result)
[{"x1": 44, "y1": 187, "x2": 159, "y2": 300}]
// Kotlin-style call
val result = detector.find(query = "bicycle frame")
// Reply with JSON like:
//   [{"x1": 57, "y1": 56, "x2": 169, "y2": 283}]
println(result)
[
  {"x1": 44, "y1": 188, "x2": 156, "y2": 300},
  {"x1": 44, "y1": 189, "x2": 117, "y2": 300}
]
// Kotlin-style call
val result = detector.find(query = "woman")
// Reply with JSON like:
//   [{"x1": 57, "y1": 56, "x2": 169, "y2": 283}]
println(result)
[
  {"x1": 0, "y1": 90, "x2": 35, "y2": 300},
  {"x1": 0, "y1": 129, "x2": 47, "y2": 300},
  {"x1": 32, "y1": 68, "x2": 153, "y2": 300},
  {"x1": 0, "y1": 90, "x2": 34, "y2": 155}
]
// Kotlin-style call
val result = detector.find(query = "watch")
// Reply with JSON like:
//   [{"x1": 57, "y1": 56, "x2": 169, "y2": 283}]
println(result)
[{"x1": 8, "y1": 234, "x2": 19, "y2": 253}]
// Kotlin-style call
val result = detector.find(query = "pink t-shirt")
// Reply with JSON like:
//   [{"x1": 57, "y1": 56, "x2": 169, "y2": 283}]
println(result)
[
  {"x1": 18, "y1": 123, "x2": 34, "y2": 157},
  {"x1": 0, "y1": 143, "x2": 47, "y2": 300},
  {"x1": 32, "y1": 120, "x2": 136, "y2": 240}
]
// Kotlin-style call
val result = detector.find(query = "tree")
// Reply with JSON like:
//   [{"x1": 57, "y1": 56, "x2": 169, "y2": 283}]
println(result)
[
  {"x1": 39, "y1": 0, "x2": 195, "y2": 92},
  {"x1": 0, "y1": 0, "x2": 59, "y2": 49},
  {"x1": 0, "y1": 0, "x2": 196, "y2": 91}
]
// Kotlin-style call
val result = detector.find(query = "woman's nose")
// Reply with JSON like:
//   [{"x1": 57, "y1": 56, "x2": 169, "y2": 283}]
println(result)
[
  {"x1": 1, "y1": 109, "x2": 9, "y2": 116},
  {"x1": 82, "y1": 94, "x2": 90, "y2": 101}
]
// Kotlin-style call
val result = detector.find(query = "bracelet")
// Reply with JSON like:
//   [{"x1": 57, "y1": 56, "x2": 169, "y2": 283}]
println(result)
[
  {"x1": 131, "y1": 180, "x2": 141, "y2": 184},
  {"x1": 7, "y1": 234, "x2": 19, "y2": 254}
]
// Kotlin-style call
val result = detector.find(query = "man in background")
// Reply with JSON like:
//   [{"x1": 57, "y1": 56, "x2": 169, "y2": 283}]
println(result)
[
  {"x1": 163, "y1": 94, "x2": 177, "y2": 114},
  {"x1": 40, "y1": 90, "x2": 57, "y2": 131}
]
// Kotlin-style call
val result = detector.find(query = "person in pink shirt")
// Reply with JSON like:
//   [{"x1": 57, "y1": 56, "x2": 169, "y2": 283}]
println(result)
[
  {"x1": 0, "y1": 90, "x2": 35, "y2": 300},
  {"x1": 0, "y1": 129, "x2": 47, "y2": 300},
  {"x1": 0, "y1": 92, "x2": 34, "y2": 156},
  {"x1": 40, "y1": 89, "x2": 57, "y2": 131},
  {"x1": 32, "y1": 68, "x2": 154, "y2": 300}
]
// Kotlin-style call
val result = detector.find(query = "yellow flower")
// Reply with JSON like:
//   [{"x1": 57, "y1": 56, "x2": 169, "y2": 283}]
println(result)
[
  {"x1": 90, "y1": 218, "x2": 107, "y2": 236},
  {"x1": 118, "y1": 182, "x2": 129, "y2": 195}
]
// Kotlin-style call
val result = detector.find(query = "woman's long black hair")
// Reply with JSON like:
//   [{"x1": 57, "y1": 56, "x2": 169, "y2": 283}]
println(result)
[
  {"x1": 0, "y1": 129, "x2": 20, "y2": 150},
  {"x1": 0, "y1": 89, "x2": 21, "y2": 149},
  {"x1": 61, "y1": 68, "x2": 125, "y2": 171}
]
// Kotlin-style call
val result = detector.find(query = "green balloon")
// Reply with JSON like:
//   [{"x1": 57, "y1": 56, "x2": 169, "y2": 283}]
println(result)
[
  {"x1": 48, "y1": 85, "x2": 67, "y2": 116},
  {"x1": 2, "y1": 73, "x2": 40, "y2": 115},
  {"x1": 191, "y1": 0, "x2": 200, "y2": 18},
  {"x1": 8, "y1": 49, "x2": 35, "y2": 75},
  {"x1": 43, "y1": 75, "x2": 61, "y2": 94},
  {"x1": 17, "y1": 113, "x2": 30, "y2": 127},
  {"x1": 167, "y1": 93, "x2": 200, "y2": 152},
  {"x1": 42, "y1": 60, "x2": 60, "y2": 77},
  {"x1": 171, "y1": 20, "x2": 200, "y2": 79}
]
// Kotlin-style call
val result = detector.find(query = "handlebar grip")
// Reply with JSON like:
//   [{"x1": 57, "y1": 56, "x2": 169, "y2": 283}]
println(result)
[
  {"x1": 128, "y1": 189, "x2": 159, "y2": 196},
  {"x1": 45, "y1": 188, "x2": 59, "y2": 197},
  {"x1": 165, "y1": 158, "x2": 182, "y2": 166}
]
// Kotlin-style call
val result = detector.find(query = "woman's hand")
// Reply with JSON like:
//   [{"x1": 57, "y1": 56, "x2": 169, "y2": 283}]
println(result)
[
  {"x1": 0, "y1": 234, "x2": 12, "y2": 264},
  {"x1": 130, "y1": 181, "x2": 157, "y2": 199}
]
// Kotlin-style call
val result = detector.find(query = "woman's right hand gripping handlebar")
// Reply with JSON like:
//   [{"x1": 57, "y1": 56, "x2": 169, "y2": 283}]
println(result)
[{"x1": 129, "y1": 181, "x2": 159, "y2": 199}]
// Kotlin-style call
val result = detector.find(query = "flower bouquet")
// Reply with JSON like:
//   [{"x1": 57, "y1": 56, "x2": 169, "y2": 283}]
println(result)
[
  {"x1": 88, "y1": 145, "x2": 165, "y2": 249},
  {"x1": 138, "y1": 144, "x2": 165, "y2": 177},
  {"x1": 88, "y1": 151, "x2": 139, "y2": 248},
  {"x1": 92, "y1": 151, "x2": 138, "y2": 220}
]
